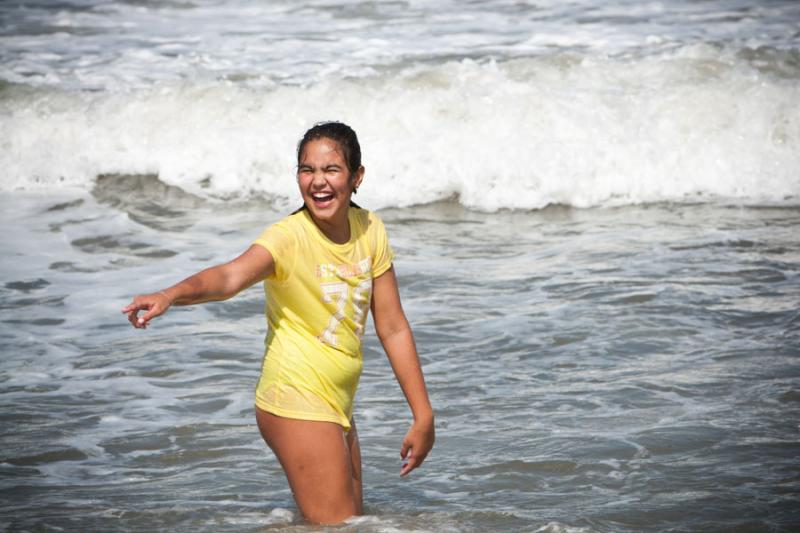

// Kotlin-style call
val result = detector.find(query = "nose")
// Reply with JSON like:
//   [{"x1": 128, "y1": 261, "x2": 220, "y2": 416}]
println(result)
[{"x1": 310, "y1": 168, "x2": 329, "y2": 188}]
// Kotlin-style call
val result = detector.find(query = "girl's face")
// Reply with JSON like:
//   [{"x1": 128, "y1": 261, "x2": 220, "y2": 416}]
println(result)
[{"x1": 297, "y1": 137, "x2": 363, "y2": 229}]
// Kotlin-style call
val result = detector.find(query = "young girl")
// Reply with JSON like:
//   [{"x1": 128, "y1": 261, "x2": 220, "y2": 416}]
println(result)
[{"x1": 122, "y1": 122, "x2": 435, "y2": 525}]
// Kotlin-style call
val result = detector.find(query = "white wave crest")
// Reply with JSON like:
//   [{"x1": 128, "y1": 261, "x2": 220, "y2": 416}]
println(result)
[{"x1": 2, "y1": 45, "x2": 799, "y2": 210}]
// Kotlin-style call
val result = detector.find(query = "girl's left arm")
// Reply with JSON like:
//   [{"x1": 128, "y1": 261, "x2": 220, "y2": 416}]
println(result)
[{"x1": 371, "y1": 265, "x2": 435, "y2": 477}]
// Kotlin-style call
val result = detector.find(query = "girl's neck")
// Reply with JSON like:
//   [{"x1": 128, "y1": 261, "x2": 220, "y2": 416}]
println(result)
[{"x1": 309, "y1": 210, "x2": 350, "y2": 244}]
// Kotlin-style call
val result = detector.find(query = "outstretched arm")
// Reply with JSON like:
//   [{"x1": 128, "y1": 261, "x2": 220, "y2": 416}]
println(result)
[
  {"x1": 371, "y1": 265, "x2": 435, "y2": 476},
  {"x1": 122, "y1": 244, "x2": 274, "y2": 329}
]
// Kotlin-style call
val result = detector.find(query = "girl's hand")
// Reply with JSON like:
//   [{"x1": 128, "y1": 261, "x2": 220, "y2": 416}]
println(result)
[
  {"x1": 400, "y1": 416, "x2": 435, "y2": 477},
  {"x1": 122, "y1": 291, "x2": 172, "y2": 329}
]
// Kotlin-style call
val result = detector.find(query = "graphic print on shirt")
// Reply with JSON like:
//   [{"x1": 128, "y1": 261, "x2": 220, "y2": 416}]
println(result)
[{"x1": 316, "y1": 258, "x2": 372, "y2": 347}]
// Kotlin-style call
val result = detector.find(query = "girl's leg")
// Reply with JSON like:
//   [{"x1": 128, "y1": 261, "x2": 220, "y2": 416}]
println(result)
[
  {"x1": 256, "y1": 408, "x2": 362, "y2": 524},
  {"x1": 345, "y1": 417, "x2": 363, "y2": 513}
]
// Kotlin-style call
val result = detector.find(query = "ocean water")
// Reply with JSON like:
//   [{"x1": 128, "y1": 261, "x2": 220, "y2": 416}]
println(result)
[{"x1": 2, "y1": 1, "x2": 800, "y2": 531}]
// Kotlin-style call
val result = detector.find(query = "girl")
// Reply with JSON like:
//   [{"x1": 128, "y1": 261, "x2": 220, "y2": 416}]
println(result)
[{"x1": 122, "y1": 122, "x2": 435, "y2": 525}]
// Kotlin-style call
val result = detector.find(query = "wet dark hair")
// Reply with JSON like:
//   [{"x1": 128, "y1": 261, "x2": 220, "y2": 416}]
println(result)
[
  {"x1": 296, "y1": 121, "x2": 362, "y2": 178},
  {"x1": 293, "y1": 121, "x2": 362, "y2": 214}
]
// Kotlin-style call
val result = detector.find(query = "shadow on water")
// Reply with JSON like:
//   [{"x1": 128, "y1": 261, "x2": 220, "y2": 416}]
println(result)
[
  {"x1": 90, "y1": 173, "x2": 284, "y2": 232},
  {"x1": 91, "y1": 173, "x2": 207, "y2": 232}
]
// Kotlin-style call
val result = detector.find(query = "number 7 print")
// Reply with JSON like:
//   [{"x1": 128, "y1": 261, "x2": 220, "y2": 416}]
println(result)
[
  {"x1": 319, "y1": 282, "x2": 348, "y2": 346},
  {"x1": 318, "y1": 279, "x2": 372, "y2": 346}
]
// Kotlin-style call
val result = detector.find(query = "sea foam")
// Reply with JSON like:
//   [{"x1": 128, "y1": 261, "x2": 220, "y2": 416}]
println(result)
[{"x1": 2, "y1": 45, "x2": 799, "y2": 210}]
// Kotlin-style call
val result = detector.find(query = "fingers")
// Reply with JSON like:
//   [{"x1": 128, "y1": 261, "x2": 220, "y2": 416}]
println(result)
[
  {"x1": 138, "y1": 304, "x2": 163, "y2": 325},
  {"x1": 124, "y1": 306, "x2": 149, "y2": 329},
  {"x1": 121, "y1": 302, "x2": 140, "y2": 315},
  {"x1": 400, "y1": 447, "x2": 430, "y2": 476},
  {"x1": 399, "y1": 434, "x2": 431, "y2": 477},
  {"x1": 399, "y1": 438, "x2": 414, "y2": 476},
  {"x1": 126, "y1": 310, "x2": 141, "y2": 328},
  {"x1": 122, "y1": 293, "x2": 171, "y2": 329},
  {"x1": 400, "y1": 440, "x2": 410, "y2": 460},
  {"x1": 123, "y1": 302, "x2": 143, "y2": 328},
  {"x1": 122, "y1": 299, "x2": 148, "y2": 328},
  {"x1": 400, "y1": 450, "x2": 414, "y2": 477}
]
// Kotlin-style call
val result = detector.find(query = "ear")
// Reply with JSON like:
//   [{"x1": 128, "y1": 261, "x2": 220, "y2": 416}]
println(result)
[{"x1": 351, "y1": 165, "x2": 365, "y2": 193}]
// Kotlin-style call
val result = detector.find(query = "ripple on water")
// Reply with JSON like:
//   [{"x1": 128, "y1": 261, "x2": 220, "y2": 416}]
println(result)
[
  {"x1": 0, "y1": 294, "x2": 66, "y2": 311},
  {"x1": 49, "y1": 261, "x2": 100, "y2": 273},
  {"x1": 46, "y1": 199, "x2": 85, "y2": 212},
  {"x1": 161, "y1": 398, "x2": 232, "y2": 415},
  {"x1": 778, "y1": 390, "x2": 800, "y2": 404},
  {"x1": 100, "y1": 434, "x2": 173, "y2": 457},
  {"x1": 465, "y1": 459, "x2": 579, "y2": 476},
  {"x1": 5, "y1": 447, "x2": 88, "y2": 466},
  {"x1": 631, "y1": 425, "x2": 730, "y2": 456},
  {"x1": 518, "y1": 436, "x2": 645, "y2": 464},
  {"x1": 70, "y1": 234, "x2": 177, "y2": 259},
  {"x1": 609, "y1": 292, "x2": 659, "y2": 305},
  {"x1": 2, "y1": 318, "x2": 65, "y2": 326},
  {"x1": 4, "y1": 278, "x2": 51, "y2": 292}
]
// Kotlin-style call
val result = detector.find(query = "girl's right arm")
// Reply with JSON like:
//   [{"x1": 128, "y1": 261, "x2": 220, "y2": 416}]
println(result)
[{"x1": 122, "y1": 244, "x2": 274, "y2": 329}]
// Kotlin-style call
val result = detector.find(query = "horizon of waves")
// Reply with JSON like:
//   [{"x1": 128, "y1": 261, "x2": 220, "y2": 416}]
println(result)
[{"x1": 2, "y1": 45, "x2": 799, "y2": 211}]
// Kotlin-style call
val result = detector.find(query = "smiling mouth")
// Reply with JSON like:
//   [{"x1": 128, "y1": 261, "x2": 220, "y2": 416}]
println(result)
[{"x1": 312, "y1": 192, "x2": 335, "y2": 203}]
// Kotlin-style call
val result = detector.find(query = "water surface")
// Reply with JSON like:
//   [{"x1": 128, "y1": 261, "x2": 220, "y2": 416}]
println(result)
[{"x1": 1, "y1": 188, "x2": 798, "y2": 531}]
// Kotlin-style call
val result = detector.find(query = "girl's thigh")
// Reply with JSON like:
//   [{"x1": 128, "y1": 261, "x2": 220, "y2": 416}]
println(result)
[
  {"x1": 346, "y1": 417, "x2": 363, "y2": 512},
  {"x1": 256, "y1": 408, "x2": 361, "y2": 524}
]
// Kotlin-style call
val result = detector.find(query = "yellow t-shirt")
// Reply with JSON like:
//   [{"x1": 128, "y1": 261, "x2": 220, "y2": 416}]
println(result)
[{"x1": 253, "y1": 207, "x2": 394, "y2": 430}]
